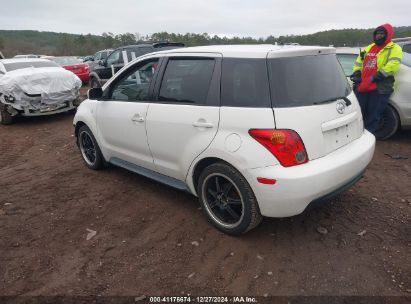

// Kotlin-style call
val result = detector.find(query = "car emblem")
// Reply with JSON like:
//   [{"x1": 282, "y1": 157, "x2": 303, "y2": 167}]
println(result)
[{"x1": 336, "y1": 102, "x2": 346, "y2": 114}]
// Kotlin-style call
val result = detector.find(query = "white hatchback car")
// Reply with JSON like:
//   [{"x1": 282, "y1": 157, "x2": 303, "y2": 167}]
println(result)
[{"x1": 74, "y1": 45, "x2": 375, "y2": 235}]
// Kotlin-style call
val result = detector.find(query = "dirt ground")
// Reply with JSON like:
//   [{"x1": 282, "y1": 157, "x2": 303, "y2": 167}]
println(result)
[{"x1": 0, "y1": 106, "x2": 410, "y2": 299}]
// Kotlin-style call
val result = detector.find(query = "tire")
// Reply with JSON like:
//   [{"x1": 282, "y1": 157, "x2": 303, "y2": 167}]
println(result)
[
  {"x1": 197, "y1": 162, "x2": 263, "y2": 235},
  {"x1": 0, "y1": 104, "x2": 14, "y2": 125},
  {"x1": 90, "y1": 77, "x2": 101, "y2": 88},
  {"x1": 374, "y1": 105, "x2": 400, "y2": 140},
  {"x1": 77, "y1": 125, "x2": 105, "y2": 170}
]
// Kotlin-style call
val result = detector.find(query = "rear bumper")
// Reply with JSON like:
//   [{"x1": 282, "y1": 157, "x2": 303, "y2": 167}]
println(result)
[{"x1": 242, "y1": 131, "x2": 376, "y2": 217}]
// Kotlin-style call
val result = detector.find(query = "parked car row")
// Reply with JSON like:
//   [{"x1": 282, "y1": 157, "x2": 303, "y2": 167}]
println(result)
[
  {"x1": 44, "y1": 56, "x2": 90, "y2": 84},
  {"x1": 88, "y1": 42, "x2": 185, "y2": 88},
  {"x1": 0, "y1": 42, "x2": 185, "y2": 124}
]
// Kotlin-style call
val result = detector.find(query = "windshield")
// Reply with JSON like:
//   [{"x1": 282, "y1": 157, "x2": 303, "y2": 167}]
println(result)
[
  {"x1": 3, "y1": 61, "x2": 59, "y2": 72},
  {"x1": 268, "y1": 54, "x2": 351, "y2": 107},
  {"x1": 51, "y1": 57, "x2": 82, "y2": 65}
]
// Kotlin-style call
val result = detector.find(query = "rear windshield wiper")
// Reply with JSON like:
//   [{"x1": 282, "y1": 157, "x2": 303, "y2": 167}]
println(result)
[{"x1": 313, "y1": 96, "x2": 351, "y2": 106}]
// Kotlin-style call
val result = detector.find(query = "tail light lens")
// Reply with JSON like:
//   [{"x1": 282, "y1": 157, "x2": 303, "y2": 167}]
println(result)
[{"x1": 249, "y1": 129, "x2": 308, "y2": 167}]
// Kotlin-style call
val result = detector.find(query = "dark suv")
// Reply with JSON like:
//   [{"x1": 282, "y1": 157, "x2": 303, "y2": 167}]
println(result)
[{"x1": 89, "y1": 42, "x2": 184, "y2": 88}]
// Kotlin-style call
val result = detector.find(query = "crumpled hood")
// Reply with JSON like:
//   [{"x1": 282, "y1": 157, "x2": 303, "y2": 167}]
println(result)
[{"x1": 0, "y1": 67, "x2": 82, "y2": 105}]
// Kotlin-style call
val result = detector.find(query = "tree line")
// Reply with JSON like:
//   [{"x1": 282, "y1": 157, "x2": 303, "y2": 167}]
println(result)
[{"x1": 1, "y1": 27, "x2": 410, "y2": 57}]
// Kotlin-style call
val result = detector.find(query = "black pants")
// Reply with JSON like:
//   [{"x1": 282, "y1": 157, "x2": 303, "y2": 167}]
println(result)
[{"x1": 354, "y1": 89, "x2": 391, "y2": 133}]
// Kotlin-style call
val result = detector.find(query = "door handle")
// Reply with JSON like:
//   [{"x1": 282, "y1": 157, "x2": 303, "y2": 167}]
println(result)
[
  {"x1": 131, "y1": 114, "x2": 145, "y2": 123},
  {"x1": 192, "y1": 121, "x2": 213, "y2": 128}
]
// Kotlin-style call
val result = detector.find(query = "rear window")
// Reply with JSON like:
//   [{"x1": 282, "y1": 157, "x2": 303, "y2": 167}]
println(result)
[
  {"x1": 51, "y1": 57, "x2": 81, "y2": 66},
  {"x1": 3, "y1": 61, "x2": 59, "y2": 72},
  {"x1": 221, "y1": 59, "x2": 271, "y2": 108},
  {"x1": 269, "y1": 54, "x2": 351, "y2": 107}
]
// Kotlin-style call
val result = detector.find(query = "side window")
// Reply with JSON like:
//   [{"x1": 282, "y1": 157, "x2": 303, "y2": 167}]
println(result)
[
  {"x1": 126, "y1": 48, "x2": 140, "y2": 61},
  {"x1": 140, "y1": 47, "x2": 154, "y2": 56},
  {"x1": 158, "y1": 58, "x2": 215, "y2": 105},
  {"x1": 403, "y1": 43, "x2": 411, "y2": 54},
  {"x1": 221, "y1": 58, "x2": 270, "y2": 108},
  {"x1": 109, "y1": 59, "x2": 159, "y2": 102},
  {"x1": 106, "y1": 50, "x2": 121, "y2": 66},
  {"x1": 101, "y1": 51, "x2": 110, "y2": 60}
]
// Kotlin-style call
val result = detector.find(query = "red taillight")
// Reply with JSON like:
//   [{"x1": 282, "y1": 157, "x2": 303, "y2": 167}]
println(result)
[
  {"x1": 248, "y1": 129, "x2": 308, "y2": 167},
  {"x1": 257, "y1": 177, "x2": 277, "y2": 185},
  {"x1": 84, "y1": 65, "x2": 89, "y2": 73}
]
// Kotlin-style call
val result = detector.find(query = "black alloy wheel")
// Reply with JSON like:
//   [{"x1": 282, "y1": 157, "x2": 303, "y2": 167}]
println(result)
[{"x1": 198, "y1": 163, "x2": 262, "y2": 235}]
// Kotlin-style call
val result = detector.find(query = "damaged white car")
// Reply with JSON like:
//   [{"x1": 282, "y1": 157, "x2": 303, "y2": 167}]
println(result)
[{"x1": 0, "y1": 58, "x2": 82, "y2": 125}]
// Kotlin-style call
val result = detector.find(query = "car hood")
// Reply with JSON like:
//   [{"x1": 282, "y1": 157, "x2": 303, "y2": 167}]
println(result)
[{"x1": 0, "y1": 67, "x2": 82, "y2": 105}]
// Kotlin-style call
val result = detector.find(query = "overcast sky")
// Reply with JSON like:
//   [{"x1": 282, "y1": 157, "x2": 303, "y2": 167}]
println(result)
[{"x1": 0, "y1": 0, "x2": 410, "y2": 38}]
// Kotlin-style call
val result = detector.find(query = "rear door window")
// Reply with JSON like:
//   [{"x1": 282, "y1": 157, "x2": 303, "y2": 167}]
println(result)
[
  {"x1": 268, "y1": 54, "x2": 350, "y2": 107},
  {"x1": 158, "y1": 58, "x2": 215, "y2": 105},
  {"x1": 221, "y1": 58, "x2": 270, "y2": 107}
]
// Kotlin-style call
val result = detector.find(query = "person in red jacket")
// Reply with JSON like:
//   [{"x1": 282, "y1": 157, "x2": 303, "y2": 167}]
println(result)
[{"x1": 350, "y1": 23, "x2": 403, "y2": 139}]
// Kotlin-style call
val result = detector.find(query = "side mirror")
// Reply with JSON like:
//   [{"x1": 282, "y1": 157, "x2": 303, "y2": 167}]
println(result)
[
  {"x1": 98, "y1": 60, "x2": 105, "y2": 66},
  {"x1": 88, "y1": 87, "x2": 103, "y2": 100}
]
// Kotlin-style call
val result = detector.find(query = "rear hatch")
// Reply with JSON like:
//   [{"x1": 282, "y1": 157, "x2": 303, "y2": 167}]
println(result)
[{"x1": 267, "y1": 48, "x2": 364, "y2": 160}]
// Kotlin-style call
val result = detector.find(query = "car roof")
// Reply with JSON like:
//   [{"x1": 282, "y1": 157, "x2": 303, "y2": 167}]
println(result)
[
  {"x1": 0, "y1": 58, "x2": 52, "y2": 64},
  {"x1": 150, "y1": 44, "x2": 335, "y2": 58},
  {"x1": 335, "y1": 47, "x2": 362, "y2": 55},
  {"x1": 392, "y1": 37, "x2": 411, "y2": 43}
]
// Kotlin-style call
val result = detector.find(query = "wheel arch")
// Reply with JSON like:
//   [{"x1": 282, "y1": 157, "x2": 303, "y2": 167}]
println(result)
[
  {"x1": 74, "y1": 121, "x2": 86, "y2": 138},
  {"x1": 189, "y1": 156, "x2": 240, "y2": 197},
  {"x1": 88, "y1": 72, "x2": 102, "y2": 87},
  {"x1": 388, "y1": 101, "x2": 402, "y2": 128}
]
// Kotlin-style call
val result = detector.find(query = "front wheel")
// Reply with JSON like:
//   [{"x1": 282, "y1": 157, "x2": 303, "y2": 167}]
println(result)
[
  {"x1": 77, "y1": 125, "x2": 105, "y2": 170},
  {"x1": 90, "y1": 78, "x2": 101, "y2": 89},
  {"x1": 374, "y1": 105, "x2": 400, "y2": 140},
  {"x1": 197, "y1": 163, "x2": 263, "y2": 235}
]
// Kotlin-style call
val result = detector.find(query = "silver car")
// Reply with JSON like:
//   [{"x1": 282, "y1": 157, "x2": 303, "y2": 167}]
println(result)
[
  {"x1": 336, "y1": 47, "x2": 411, "y2": 139},
  {"x1": 0, "y1": 59, "x2": 81, "y2": 125}
]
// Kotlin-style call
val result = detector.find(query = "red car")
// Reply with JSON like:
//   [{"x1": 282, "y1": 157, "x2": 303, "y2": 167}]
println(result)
[{"x1": 45, "y1": 56, "x2": 89, "y2": 84}]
